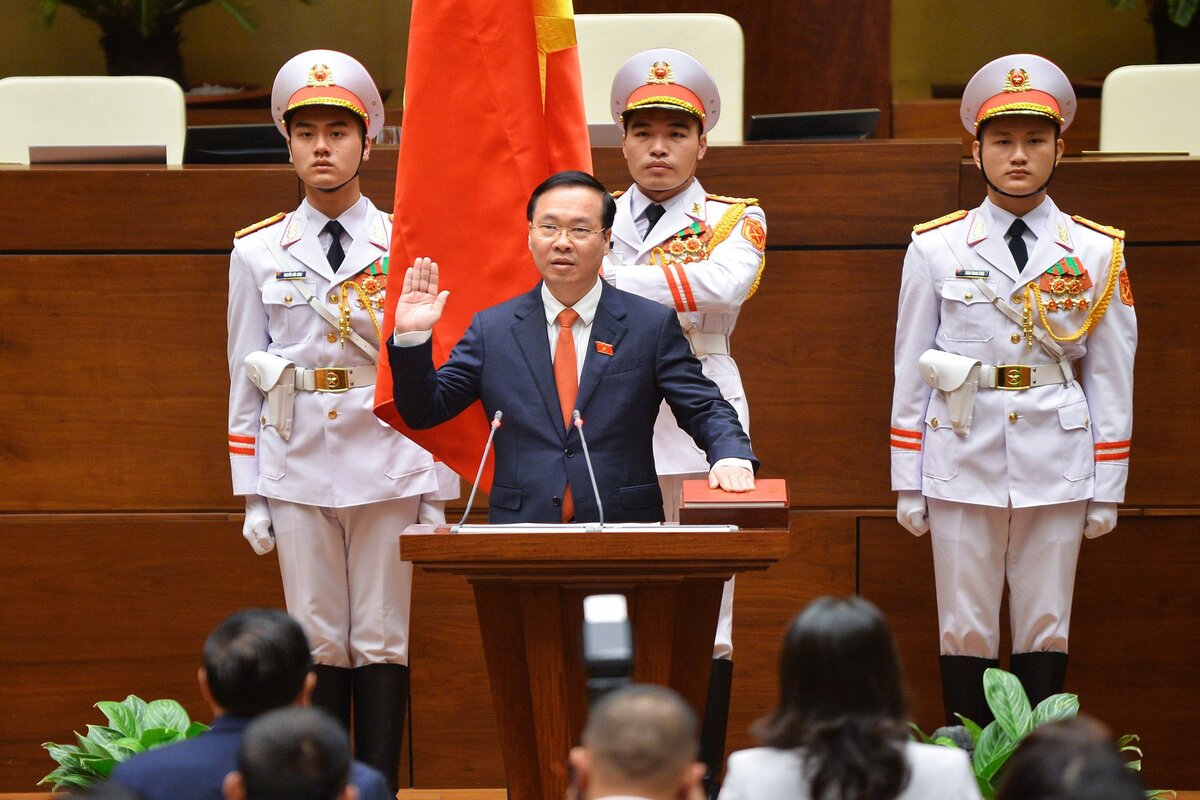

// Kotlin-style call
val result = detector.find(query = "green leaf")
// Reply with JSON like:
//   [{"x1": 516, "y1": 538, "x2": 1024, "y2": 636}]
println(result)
[
  {"x1": 38, "y1": 769, "x2": 94, "y2": 790},
  {"x1": 109, "y1": 736, "x2": 146, "y2": 753},
  {"x1": 1146, "y1": 790, "x2": 1177, "y2": 799},
  {"x1": 933, "y1": 736, "x2": 959, "y2": 747},
  {"x1": 88, "y1": 757, "x2": 119, "y2": 779},
  {"x1": 1032, "y1": 692, "x2": 1079, "y2": 725},
  {"x1": 84, "y1": 724, "x2": 122, "y2": 747},
  {"x1": 1169, "y1": 0, "x2": 1199, "y2": 27},
  {"x1": 984, "y1": 668, "x2": 1033, "y2": 741},
  {"x1": 1126, "y1": 759, "x2": 1142, "y2": 771},
  {"x1": 957, "y1": 713, "x2": 985, "y2": 745},
  {"x1": 75, "y1": 731, "x2": 114, "y2": 759},
  {"x1": 974, "y1": 721, "x2": 1018, "y2": 782},
  {"x1": 43, "y1": 742, "x2": 85, "y2": 768},
  {"x1": 976, "y1": 772, "x2": 995, "y2": 800},
  {"x1": 143, "y1": 699, "x2": 190, "y2": 733},
  {"x1": 1117, "y1": 733, "x2": 1139, "y2": 747},
  {"x1": 97, "y1": 700, "x2": 140, "y2": 737},
  {"x1": 217, "y1": 0, "x2": 260, "y2": 31},
  {"x1": 140, "y1": 727, "x2": 183, "y2": 749},
  {"x1": 184, "y1": 720, "x2": 210, "y2": 738},
  {"x1": 908, "y1": 722, "x2": 933, "y2": 743}
]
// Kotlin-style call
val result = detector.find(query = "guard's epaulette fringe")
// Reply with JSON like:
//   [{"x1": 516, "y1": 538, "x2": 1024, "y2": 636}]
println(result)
[
  {"x1": 611, "y1": 189, "x2": 626, "y2": 199},
  {"x1": 706, "y1": 193, "x2": 758, "y2": 206},
  {"x1": 1072, "y1": 215, "x2": 1125, "y2": 240},
  {"x1": 913, "y1": 210, "x2": 967, "y2": 234},
  {"x1": 235, "y1": 212, "x2": 287, "y2": 239}
]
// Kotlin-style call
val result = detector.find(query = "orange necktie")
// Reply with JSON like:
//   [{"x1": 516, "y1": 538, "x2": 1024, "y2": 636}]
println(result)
[{"x1": 554, "y1": 308, "x2": 580, "y2": 522}]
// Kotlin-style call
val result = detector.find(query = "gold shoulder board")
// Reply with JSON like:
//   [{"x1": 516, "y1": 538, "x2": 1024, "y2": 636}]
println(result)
[
  {"x1": 913, "y1": 210, "x2": 967, "y2": 234},
  {"x1": 611, "y1": 189, "x2": 626, "y2": 199},
  {"x1": 706, "y1": 193, "x2": 759, "y2": 206},
  {"x1": 1072, "y1": 215, "x2": 1125, "y2": 240},
  {"x1": 235, "y1": 212, "x2": 287, "y2": 239}
]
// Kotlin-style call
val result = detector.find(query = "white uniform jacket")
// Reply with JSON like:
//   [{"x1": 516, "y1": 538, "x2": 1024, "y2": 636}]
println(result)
[
  {"x1": 604, "y1": 180, "x2": 766, "y2": 474},
  {"x1": 227, "y1": 196, "x2": 453, "y2": 507},
  {"x1": 890, "y1": 197, "x2": 1136, "y2": 508}
]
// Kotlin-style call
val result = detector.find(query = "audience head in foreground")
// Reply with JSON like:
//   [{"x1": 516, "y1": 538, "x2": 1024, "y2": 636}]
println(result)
[
  {"x1": 224, "y1": 707, "x2": 355, "y2": 800},
  {"x1": 718, "y1": 596, "x2": 980, "y2": 800},
  {"x1": 569, "y1": 684, "x2": 704, "y2": 800},
  {"x1": 201, "y1": 608, "x2": 315, "y2": 716},
  {"x1": 995, "y1": 715, "x2": 1145, "y2": 800}
]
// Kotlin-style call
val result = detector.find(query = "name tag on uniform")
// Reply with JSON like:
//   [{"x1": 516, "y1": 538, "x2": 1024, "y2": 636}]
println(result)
[
  {"x1": 275, "y1": 270, "x2": 308, "y2": 280},
  {"x1": 954, "y1": 268, "x2": 990, "y2": 279}
]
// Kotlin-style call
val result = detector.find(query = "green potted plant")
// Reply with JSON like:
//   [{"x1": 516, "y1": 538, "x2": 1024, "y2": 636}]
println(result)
[
  {"x1": 1107, "y1": 0, "x2": 1200, "y2": 63},
  {"x1": 34, "y1": 0, "x2": 312, "y2": 86},
  {"x1": 40, "y1": 694, "x2": 208, "y2": 792},
  {"x1": 912, "y1": 667, "x2": 1172, "y2": 799}
]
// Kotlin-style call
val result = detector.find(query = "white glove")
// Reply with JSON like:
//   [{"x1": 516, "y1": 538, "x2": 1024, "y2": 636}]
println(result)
[
  {"x1": 1083, "y1": 501, "x2": 1118, "y2": 539},
  {"x1": 896, "y1": 490, "x2": 930, "y2": 536},
  {"x1": 418, "y1": 499, "x2": 447, "y2": 525},
  {"x1": 242, "y1": 495, "x2": 275, "y2": 555}
]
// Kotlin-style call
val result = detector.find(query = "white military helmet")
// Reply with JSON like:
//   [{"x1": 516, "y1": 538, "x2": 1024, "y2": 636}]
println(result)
[
  {"x1": 610, "y1": 48, "x2": 721, "y2": 134},
  {"x1": 960, "y1": 53, "x2": 1076, "y2": 136},
  {"x1": 271, "y1": 49, "x2": 384, "y2": 139}
]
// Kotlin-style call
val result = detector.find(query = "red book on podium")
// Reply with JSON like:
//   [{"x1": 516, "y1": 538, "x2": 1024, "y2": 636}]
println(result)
[{"x1": 678, "y1": 478, "x2": 789, "y2": 527}]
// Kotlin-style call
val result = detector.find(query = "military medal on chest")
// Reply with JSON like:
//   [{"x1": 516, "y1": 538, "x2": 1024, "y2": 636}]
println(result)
[
  {"x1": 1038, "y1": 256, "x2": 1093, "y2": 312},
  {"x1": 658, "y1": 221, "x2": 712, "y2": 265},
  {"x1": 336, "y1": 257, "x2": 388, "y2": 346}
]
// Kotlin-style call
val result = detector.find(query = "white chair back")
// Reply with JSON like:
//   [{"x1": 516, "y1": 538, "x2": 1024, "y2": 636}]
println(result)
[
  {"x1": 0, "y1": 76, "x2": 186, "y2": 165},
  {"x1": 1100, "y1": 63, "x2": 1200, "y2": 155},
  {"x1": 576, "y1": 13, "x2": 744, "y2": 144}
]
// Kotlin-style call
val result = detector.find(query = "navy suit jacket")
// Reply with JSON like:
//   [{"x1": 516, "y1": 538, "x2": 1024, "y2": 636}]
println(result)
[
  {"x1": 110, "y1": 715, "x2": 389, "y2": 800},
  {"x1": 388, "y1": 281, "x2": 757, "y2": 523}
]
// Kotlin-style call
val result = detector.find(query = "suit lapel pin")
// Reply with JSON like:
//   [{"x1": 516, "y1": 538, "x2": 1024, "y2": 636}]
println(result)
[{"x1": 595, "y1": 341, "x2": 614, "y2": 356}]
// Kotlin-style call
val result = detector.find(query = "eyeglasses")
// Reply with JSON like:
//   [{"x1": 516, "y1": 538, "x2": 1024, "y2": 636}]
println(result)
[{"x1": 529, "y1": 223, "x2": 608, "y2": 242}]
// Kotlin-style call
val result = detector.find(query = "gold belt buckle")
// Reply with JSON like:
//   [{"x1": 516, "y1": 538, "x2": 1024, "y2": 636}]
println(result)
[
  {"x1": 996, "y1": 364, "x2": 1032, "y2": 390},
  {"x1": 314, "y1": 367, "x2": 350, "y2": 392}
]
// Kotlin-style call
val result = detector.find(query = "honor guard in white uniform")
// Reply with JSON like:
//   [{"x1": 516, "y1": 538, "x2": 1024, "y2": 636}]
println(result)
[
  {"x1": 226, "y1": 49, "x2": 458, "y2": 789},
  {"x1": 890, "y1": 54, "x2": 1136, "y2": 727},
  {"x1": 605, "y1": 48, "x2": 767, "y2": 796}
]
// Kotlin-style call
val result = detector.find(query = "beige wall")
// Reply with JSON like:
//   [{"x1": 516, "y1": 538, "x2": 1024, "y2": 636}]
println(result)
[
  {"x1": 0, "y1": 1, "x2": 411, "y2": 96},
  {"x1": 892, "y1": 0, "x2": 1156, "y2": 98}
]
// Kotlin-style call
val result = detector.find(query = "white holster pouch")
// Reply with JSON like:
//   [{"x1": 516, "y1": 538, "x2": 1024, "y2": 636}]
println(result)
[
  {"x1": 918, "y1": 349, "x2": 982, "y2": 436},
  {"x1": 245, "y1": 351, "x2": 296, "y2": 441}
]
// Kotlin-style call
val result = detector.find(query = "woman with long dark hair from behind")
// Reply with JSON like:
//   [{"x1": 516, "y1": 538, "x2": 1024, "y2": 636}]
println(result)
[{"x1": 718, "y1": 596, "x2": 979, "y2": 800}]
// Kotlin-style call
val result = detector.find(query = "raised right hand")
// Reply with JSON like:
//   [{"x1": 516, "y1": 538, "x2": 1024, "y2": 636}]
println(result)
[{"x1": 393, "y1": 256, "x2": 450, "y2": 335}]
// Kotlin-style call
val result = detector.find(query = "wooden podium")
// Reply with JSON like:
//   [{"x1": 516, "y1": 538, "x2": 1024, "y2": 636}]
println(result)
[{"x1": 400, "y1": 523, "x2": 789, "y2": 800}]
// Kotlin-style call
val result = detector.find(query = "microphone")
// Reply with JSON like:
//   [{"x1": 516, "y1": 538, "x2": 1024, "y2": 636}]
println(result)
[
  {"x1": 454, "y1": 410, "x2": 502, "y2": 529},
  {"x1": 572, "y1": 409, "x2": 604, "y2": 528}
]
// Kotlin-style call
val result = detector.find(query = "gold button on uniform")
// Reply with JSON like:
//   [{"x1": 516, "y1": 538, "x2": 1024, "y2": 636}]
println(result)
[
  {"x1": 1008, "y1": 411, "x2": 1019, "y2": 424},
  {"x1": 326, "y1": 332, "x2": 337, "y2": 343},
  {"x1": 329, "y1": 293, "x2": 339, "y2": 304},
  {"x1": 260, "y1": 416, "x2": 267, "y2": 425},
  {"x1": 327, "y1": 410, "x2": 338, "y2": 420},
  {"x1": 1011, "y1": 333, "x2": 1021, "y2": 344},
  {"x1": 1012, "y1": 294, "x2": 1022, "y2": 304},
  {"x1": 284, "y1": 294, "x2": 293, "y2": 304},
  {"x1": 930, "y1": 417, "x2": 939, "y2": 428},
  {"x1": 964, "y1": 292, "x2": 974, "y2": 301}
]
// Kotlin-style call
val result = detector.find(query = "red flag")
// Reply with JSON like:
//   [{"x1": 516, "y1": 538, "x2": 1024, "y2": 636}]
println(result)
[{"x1": 374, "y1": 0, "x2": 592, "y2": 491}]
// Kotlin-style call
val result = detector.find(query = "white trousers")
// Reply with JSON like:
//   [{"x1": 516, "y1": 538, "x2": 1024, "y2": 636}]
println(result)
[
  {"x1": 268, "y1": 496, "x2": 419, "y2": 668},
  {"x1": 928, "y1": 498, "x2": 1086, "y2": 658},
  {"x1": 659, "y1": 473, "x2": 735, "y2": 660}
]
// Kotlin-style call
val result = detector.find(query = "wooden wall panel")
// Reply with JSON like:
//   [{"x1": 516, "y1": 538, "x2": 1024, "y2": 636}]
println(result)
[
  {"x1": 892, "y1": 98, "x2": 1102, "y2": 156},
  {"x1": 0, "y1": 166, "x2": 297, "y2": 252},
  {"x1": 575, "y1": 1, "x2": 891, "y2": 133},
  {"x1": 0, "y1": 255, "x2": 236, "y2": 511},
  {"x1": 0, "y1": 515, "x2": 284, "y2": 790},
  {"x1": 860, "y1": 513, "x2": 1200, "y2": 790}
]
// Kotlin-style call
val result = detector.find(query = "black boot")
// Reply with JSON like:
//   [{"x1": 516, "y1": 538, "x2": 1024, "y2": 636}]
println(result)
[
  {"x1": 698, "y1": 658, "x2": 733, "y2": 800},
  {"x1": 310, "y1": 665, "x2": 352, "y2": 731},
  {"x1": 352, "y1": 663, "x2": 409, "y2": 792},
  {"x1": 1010, "y1": 651, "x2": 1069, "y2": 709},
  {"x1": 939, "y1": 655, "x2": 999, "y2": 727}
]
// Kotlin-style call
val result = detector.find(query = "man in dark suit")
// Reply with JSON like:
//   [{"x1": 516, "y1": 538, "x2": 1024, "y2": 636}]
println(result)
[
  {"x1": 223, "y1": 708, "x2": 355, "y2": 800},
  {"x1": 110, "y1": 609, "x2": 388, "y2": 800},
  {"x1": 388, "y1": 170, "x2": 757, "y2": 523}
]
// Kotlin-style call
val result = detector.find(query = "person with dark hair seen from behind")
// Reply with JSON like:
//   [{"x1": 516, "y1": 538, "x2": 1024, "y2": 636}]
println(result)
[
  {"x1": 110, "y1": 609, "x2": 388, "y2": 800},
  {"x1": 995, "y1": 716, "x2": 1145, "y2": 800},
  {"x1": 567, "y1": 684, "x2": 706, "y2": 800},
  {"x1": 223, "y1": 707, "x2": 356, "y2": 800},
  {"x1": 718, "y1": 596, "x2": 980, "y2": 800}
]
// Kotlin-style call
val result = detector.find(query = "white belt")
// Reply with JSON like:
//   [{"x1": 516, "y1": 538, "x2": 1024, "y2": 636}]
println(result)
[
  {"x1": 979, "y1": 362, "x2": 1073, "y2": 391},
  {"x1": 683, "y1": 330, "x2": 730, "y2": 358},
  {"x1": 294, "y1": 365, "x2": 376, "y2": 393}
]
